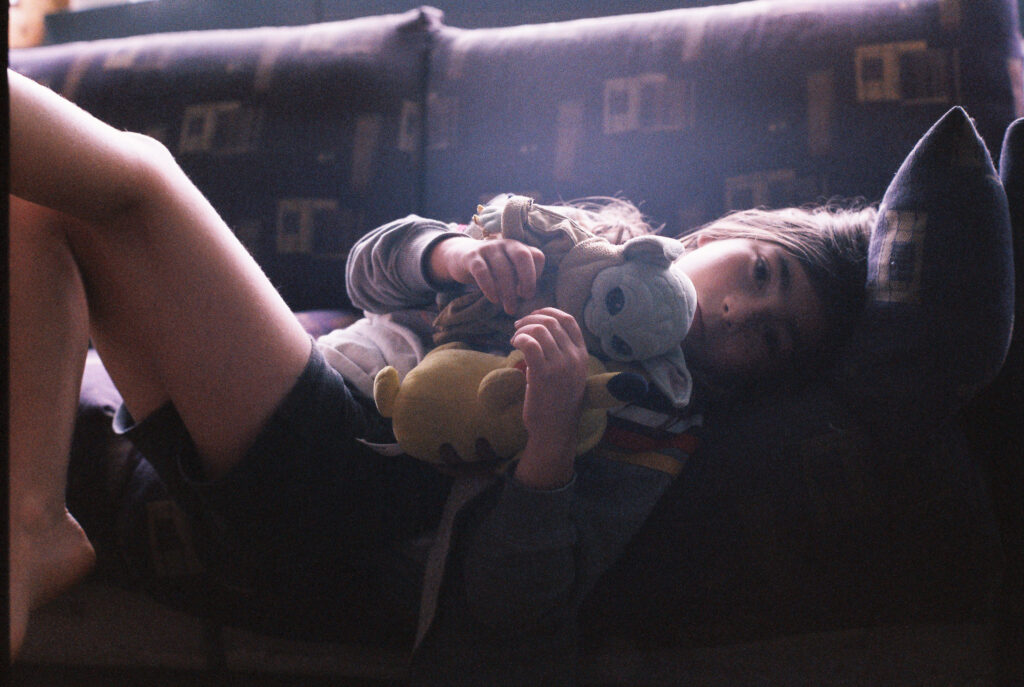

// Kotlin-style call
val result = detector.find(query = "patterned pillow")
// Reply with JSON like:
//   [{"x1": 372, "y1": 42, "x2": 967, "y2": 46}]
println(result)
[
  {"x1": 999, "y1": 117, "x2": 1024, "y2": 328},
  {"x1": 838, "y1": 107, "x2": 1014, "y2": 437}
]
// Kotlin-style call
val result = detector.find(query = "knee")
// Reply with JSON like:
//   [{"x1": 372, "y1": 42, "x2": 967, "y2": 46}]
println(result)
[
  {"x1": 119, "y1": 132, "x2": 179, "y2": 206},
  {"x1": 124, "y1": 132, "x2": 174, "y2": 165}
]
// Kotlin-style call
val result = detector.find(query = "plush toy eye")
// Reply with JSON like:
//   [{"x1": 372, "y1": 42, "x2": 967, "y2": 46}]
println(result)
[
  {"x1": 610, "y1": 335, "x2": 633, "y2": 358},
  {"x1": 605, "y1": 287, "x2": 625, "y2": 315}
]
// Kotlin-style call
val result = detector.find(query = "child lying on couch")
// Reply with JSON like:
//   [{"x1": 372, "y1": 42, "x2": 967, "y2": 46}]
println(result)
[{"x1": 10, "y1": 68, "x2": 872, "y2": 683}]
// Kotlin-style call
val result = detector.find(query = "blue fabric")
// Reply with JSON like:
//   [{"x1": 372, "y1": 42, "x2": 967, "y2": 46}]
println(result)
[
  {"x1": 10, "y1": 9, "x2": 438, "y2": 311},
  {"x1": 421, "y1": 0, "x2": 1022, "y2": 235},
  {"x1": 838, "y1": 107, "x2": 1014, "y2": 437}
]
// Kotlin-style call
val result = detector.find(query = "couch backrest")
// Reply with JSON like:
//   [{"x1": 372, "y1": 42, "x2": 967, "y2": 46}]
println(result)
[
  {"x1": 11, "y1": 0, "x2": 1022, "y2": 310},
  {"x1": 422, "y1": 0, "x2": 1023, "y2": 233},
  {"x1": 10, "y1": 8, "x2": 438, "y2": 310}
]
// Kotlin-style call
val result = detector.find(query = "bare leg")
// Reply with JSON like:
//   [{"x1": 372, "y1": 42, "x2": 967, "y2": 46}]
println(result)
[
  {"x1": 9, "y1": 198, "x2": 96, "y2": 658},
  {"x1": 8, "y1": 71, "x2": 312, "y2": 655},
  {"x1": 9, "y1": 69, "x2": 312, "y2": 471}
]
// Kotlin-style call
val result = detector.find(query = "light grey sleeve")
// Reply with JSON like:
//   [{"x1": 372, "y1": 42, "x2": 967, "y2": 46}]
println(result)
[{"x1": 345, "y1": 214, "x2": 464, "y2": 313}]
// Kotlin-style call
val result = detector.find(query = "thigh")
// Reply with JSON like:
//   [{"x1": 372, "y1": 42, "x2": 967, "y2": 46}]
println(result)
[
  {"x1": 70, "y1": 175, "x2": 311, "y2": 478},
  {"x1": 13, "y1": 192, "x2": 311, "y2": 479},
  {"x1": 10, "y1": 71, "x2": 311, "y2": 478}
]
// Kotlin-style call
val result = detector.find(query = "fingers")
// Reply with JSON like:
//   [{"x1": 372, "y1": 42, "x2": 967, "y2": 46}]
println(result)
[
  {"x1": 514, "y1": 308, "x2": 585, "y2": 353},
  {"x1": 511, "y1": 308, "x2": 587, "y2": 370},
  {"x1": 467, "y1": 240, "x2": 544, "y2": 315},
  {"x1": 511, "y1": 309, "x2": 589, "y2": 486},
  {"x1": 510, "y1": 244, "x2": 545, "y2": 300},
  {"x1": 440, "y1": 235, "x2": 545, "y2": 315}
]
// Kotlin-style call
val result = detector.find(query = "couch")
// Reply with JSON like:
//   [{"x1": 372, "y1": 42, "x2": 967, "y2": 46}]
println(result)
[{"x1": 10, "y1": 1, "x2": 1024, "y2": 684}]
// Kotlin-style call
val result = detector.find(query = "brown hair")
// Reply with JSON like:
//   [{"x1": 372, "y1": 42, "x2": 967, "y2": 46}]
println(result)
[
  {"x1": 679, "y1": 202, "x2": 874, "y2": 373},
  {"x1": 554, "y1": 196, "x2": 661, "y2": 244}
]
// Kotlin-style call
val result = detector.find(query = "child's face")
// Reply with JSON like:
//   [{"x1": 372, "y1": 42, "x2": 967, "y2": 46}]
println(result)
[{"x1": 675, "y1": 237, "x2": 825, "y2": 386}]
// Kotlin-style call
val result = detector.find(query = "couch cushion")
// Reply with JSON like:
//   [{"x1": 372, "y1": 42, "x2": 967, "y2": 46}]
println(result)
[
  {"x1": 420, "y1": 0, "x2": 1022, "y2": 234},
  {"x1": 999, "y1": 116, "x2": 1024, "y2": 354},
  {"x1": 10, "y1": 8, "x2": 440, "y2": 311},
  {"x1": 837, "y1": 107, "x2": 1014, "y2": 436},
  {"x1": 583, "y1": 387, "x2": 1002, "y2": 647}
]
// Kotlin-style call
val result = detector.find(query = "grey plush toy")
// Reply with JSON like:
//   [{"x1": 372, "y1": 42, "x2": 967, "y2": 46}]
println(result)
[{"x1": 434, "y1": 194, "x2": 697, "y2": 406}]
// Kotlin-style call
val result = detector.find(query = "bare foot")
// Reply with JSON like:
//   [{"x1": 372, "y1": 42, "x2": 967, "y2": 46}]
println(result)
[{"x1": 9, "y1": 506, "x2": 95, "y2": 660}]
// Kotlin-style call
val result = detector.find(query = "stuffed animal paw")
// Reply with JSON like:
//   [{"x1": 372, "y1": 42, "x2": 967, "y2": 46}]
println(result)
[
  {"x1": 373, "y1": 342, "x2": 647, "y2": 467},
  {"x1": 472, "y1": 200, "x2": 505, "y2": 237}
]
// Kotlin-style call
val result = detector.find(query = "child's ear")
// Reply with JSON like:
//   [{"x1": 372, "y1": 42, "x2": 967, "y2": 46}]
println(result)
[{"x1": 695, "y1": 232, "x2": 715, "y2": 248}]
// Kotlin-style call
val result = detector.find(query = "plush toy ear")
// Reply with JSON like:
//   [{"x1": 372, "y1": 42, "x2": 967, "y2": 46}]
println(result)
[
  {"x1": 621, "y1": 234, "x2": 685, "y2": 267},
  {"x1": 478, "y1": 367, "x2": 527, "y2": 413},
  {"x1": 640, "y1": 347, "x2": 693, "y2": 408},
  {"x1": 373, "y1": 366, "x2": 401, "y2": 418}
]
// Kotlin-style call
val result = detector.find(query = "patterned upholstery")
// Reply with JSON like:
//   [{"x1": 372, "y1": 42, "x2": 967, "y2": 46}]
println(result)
[
  {"x1": 10, "y1": 1, "x2": 1023, "y2": 309},
  {"x1": 421, "y1": 0, "x2": 1023, "y2": 233},
  {"x1": 11, "y1": 8, "x2": 440, "y2": 310}
]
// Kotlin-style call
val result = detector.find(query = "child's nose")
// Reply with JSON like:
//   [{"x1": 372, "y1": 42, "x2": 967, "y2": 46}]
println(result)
[
  {"x1": 722, "y1": 297, "x2": 747, "y2": 327},
  {"x1": 723, "y1": 296, "x2": 763, "y2": 329}
]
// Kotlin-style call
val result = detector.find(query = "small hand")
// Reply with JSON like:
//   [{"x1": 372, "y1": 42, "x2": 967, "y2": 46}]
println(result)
[
  {"x1": 430, "y1": 235, "x2": 545, "y2": 315},
  {"x1": 510, "y1": 308, "x2": 589, "y2": 489}
]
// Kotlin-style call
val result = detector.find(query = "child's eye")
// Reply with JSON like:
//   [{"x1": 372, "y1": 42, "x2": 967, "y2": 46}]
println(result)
[{"x1": 754, "y1": 256, "x2": 770, "y2": 286}]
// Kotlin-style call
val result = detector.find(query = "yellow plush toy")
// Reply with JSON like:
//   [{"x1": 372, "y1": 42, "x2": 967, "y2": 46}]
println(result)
[{"x1": 373, "y1": 342, "x2": 647, "y2": 467}]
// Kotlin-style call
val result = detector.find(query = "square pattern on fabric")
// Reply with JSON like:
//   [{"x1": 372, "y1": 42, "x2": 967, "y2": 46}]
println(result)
[{"x1": 838, "y1": 107, "x2": 1014, "y2": 436}]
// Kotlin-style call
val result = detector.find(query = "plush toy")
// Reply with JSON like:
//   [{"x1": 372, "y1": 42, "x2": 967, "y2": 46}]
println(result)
[
  {"x1": 373, "y1": 342, "x2": 647, "y2": 466},
  {"x1": 433, "y1": 194, "x2": 698, "y2": 406}
]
